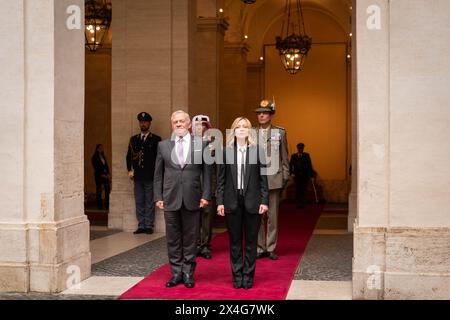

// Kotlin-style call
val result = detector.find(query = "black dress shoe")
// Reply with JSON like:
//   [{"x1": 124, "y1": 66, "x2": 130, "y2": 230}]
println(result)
[
  {"x1": 203, "y1": 252, "x2": 212, "y2": 259},
  {"x1": 166, "y1": 276, "x2": 183, "y2": 287},
  {"x1": 197, "y1": 251, "x2": 212, "y2": 259},
  {"x1": 145, "y1": 228, "x2": 154, "y2": 234},
  {"x1": 183, "y1": 275, "x2": 195, "y2": 288},
  {"x1": 233, "y1": 280, "x2": 243, "y2": 289},
  {"x1": 268, "y1": 252, "x2": 278, "y2": 260},
  {"x1": 133, "y1": 228, "x2": 145, "y2": 234},
  {"x1": 257, "y1": 251, "x2": 268, "y2": 259}
]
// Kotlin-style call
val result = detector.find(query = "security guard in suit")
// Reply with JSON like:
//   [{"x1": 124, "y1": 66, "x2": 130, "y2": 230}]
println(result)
[
  {"x1": 254, "y1": 99, "x2": 290, "y2": 260},
  {"x1": 126, "y1": 112, "x2": 161, "y2": 234}
]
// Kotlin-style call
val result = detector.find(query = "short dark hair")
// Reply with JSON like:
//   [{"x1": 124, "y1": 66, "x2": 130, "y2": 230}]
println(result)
[{"x1": 297, "y1": 143, "x2": 305, "y2": 149}]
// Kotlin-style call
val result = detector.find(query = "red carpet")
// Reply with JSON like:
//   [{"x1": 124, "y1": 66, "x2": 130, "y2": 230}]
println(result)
[{"x1": 119, "y1": 203, "x2": 322, "y2": 300}]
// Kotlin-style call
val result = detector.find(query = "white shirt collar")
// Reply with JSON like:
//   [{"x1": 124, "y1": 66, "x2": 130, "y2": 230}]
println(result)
[{"x1": 176, "y1": 132, "x2": 191, "y2": 142}]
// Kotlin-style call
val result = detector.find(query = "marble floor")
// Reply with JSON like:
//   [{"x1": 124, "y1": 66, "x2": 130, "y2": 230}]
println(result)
[{"x1": 0, "y1": 203, "x2": 353, "y2": 300}]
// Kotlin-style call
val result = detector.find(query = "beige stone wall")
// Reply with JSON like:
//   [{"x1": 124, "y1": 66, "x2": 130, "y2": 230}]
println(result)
[
  {"x1": 0, "y1": 0, "x2": 27, "y2": 292},
  {"x1": 348, "y1": 0, "x2": 357, "y2": 231},
  {"x1": 354, "y1": 0, "x2": 450, "y2": 299},
  {"x1": 192, "y1": 17, "x2": 228, "y2": 127},
  {"x1": 389, "y1": 0, "x2": 450, "y2": 228},
  {"x1": 220, "y1": 42, "x2": 248, "y2": 131},
  {"x1": 84, "y1": 49, "x2": 112, "y2": 196},
  {"x1": 245, "y1": 63, "x2": 264, "y2": 122},
  {"x1": 110, "y1": 0, "x2": 197, "y2": 231}
]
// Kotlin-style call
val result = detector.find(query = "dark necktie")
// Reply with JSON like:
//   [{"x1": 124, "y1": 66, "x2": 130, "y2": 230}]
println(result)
[{"x1": 239, "y1": 148, "x2": 246, "y2": 195}]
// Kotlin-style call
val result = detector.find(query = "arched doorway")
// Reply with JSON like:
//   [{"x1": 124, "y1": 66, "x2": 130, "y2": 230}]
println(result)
[{"x1": 83, "y1": 0, "x2": 357, "y2": 298}]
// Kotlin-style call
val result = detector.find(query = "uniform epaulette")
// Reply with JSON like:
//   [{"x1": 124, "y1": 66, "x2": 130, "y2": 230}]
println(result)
[{"x1": 273, "y1": 125, "x2": 285, "y2": 131}]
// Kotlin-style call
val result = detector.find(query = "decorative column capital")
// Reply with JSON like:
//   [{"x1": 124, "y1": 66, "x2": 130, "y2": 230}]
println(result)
[
  {"x1": 247, "y1": 62, "x2": 264, "y2": 70},
  {"x1": 224, "y1": 41, "x2": 249, "y2": 55},
  {"x1": 197, "y1": 17, "x2": 229, "y2": 35}
]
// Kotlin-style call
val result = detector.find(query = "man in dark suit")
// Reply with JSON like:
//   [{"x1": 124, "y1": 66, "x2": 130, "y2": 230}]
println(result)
[
  {"x1": 289, "y1": 143, "x2": 315, "y2": 208},
  {"x1": 154, "y1": 110, "x2": 211, "y2": 289},
  {"x1": 126, "y1": 112, "x2": 161, "y2": 234}
]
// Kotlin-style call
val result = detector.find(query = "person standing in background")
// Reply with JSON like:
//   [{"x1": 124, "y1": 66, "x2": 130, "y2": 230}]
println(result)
[
  {"x1": 290, "y1": 143, "x2": 315, "y2": 208},
  {"x1": 192, "y1": 115, "x2": 216, "y2": 260},
  {"x1": 91, "y1": 144, "x2": 111, "y2": 210},
  {"x1": 255, "y1": 99, "x2": 290, "y2": 261},
  {"x1": 126, "y1": 112, "x2": 161, "y2": 235}
]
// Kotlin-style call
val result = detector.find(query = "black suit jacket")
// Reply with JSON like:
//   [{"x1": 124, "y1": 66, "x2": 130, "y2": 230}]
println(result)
[
  {"x1": 153, "y1": 137, "x2": 212, "y2": 212},
  {"x1": 289, "y1": 152, "x2": 314, "y2": 182},
  {"x1": 92, "y1": 153, "x2": 110, "y2": 183},
  {"x1": 126, "y1": 133, "x2": 161, "y2": 181},
  {"x1": 216, "y1": 144, "x2": 269, "y2": 214}
]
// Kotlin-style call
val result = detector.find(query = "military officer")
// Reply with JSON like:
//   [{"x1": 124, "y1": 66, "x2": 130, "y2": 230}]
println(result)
[
  {"x1": 254, "y1": 99, "x2": 290, "y2": 260},
  {"x1": 192, "y1": 114, "x2": 216, "y2": 259},
  {"x1": 126, "y1": 112, "x2": 162, "y2": 234}
]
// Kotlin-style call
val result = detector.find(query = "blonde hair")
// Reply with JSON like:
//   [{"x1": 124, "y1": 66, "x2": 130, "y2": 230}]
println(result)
[
  {"x1": 226, "y1": 117, "x2": 256, "y2": 147},
  {"x1": 171, "y1": 110, "x2": 191, "y2": 124}
]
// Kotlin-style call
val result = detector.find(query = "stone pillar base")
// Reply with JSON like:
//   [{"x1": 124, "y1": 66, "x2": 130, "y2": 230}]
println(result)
[
  {"x1": 109, "y1": 190, "x2": 166, "y2": 234},
  {"x1": 0, "y1": 218, "x2": 91, "y2": 293},
  {"x1": 353, "y1": 226, "x2": 450, "y2": 299},
  {"x1": 29, "y1": 251, "x2": 91, "y2": 293},
  {"x1": 108, "y1": 190, "x2": 134, "y2": 231},
  {"x1": 0, "y1": 263, "x2": 29, "y2": 293}
]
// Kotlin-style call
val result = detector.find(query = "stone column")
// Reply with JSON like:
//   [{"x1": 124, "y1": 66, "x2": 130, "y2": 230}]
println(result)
[
  {"x1": 221, "y1": 42, "x2": 249, "y2": 132},
  {"x1": 110, "y1": 0, "x2": 197, "y2": 232},
  {"x1": 352, "y1": 0, "x2": 390, "y2": 300},
  {"x1": 245, "y1": 62, "x2": 264, "y2": 120},
  {"x1": 192, "y1": 17, "x2": 228, "y2": 127},
  {"x1": 348, "y1": 0, "x2": 357, "y2": 232},
  {"x1": 353, "y1": 0, "x2": 450, "y2": 299},
  {"x1": 0, "y1": 0, "x2": 90, "y2": 292}
]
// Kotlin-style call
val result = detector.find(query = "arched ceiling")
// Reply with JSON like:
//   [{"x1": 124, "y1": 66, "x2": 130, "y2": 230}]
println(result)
[{"x1": 219, "y1": 0, "x2": 352, "y2": 62}]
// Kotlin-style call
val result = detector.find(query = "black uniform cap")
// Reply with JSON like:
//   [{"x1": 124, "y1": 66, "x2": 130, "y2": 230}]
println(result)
[{"x1": 137, "y1": 112, "x2": 152, "y2": 121}]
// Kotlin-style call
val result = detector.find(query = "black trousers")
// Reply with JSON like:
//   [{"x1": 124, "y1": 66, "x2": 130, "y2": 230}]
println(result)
[
  {"x1": 95, "y1": 178, "x2": 110, "y2": 210},
  {"x1": 198, "y1": 196, "x2": 216, "y2": 254},
  {"x1": 164, "y1": 205, "x2": 200, "y2": 278},
  {"x1": 294, "y1": 179, "x2": 308, "y2": 207},
  {"x1": 225, "y1": 195, "x2": 262, "y2": 286}
]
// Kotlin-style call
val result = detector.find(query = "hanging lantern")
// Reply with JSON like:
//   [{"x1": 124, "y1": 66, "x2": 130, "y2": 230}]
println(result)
[
  {"x1": 275, "y1": 0, "x2": 312, "y2": 75},
  {"x1": 85, "y1": 0, "x2": 112, "y2": 52}
]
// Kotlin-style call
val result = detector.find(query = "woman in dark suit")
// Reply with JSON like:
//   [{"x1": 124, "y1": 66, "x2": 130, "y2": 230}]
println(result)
[
  {"x1": 216, "y1": 117, "x2": 269, "y2": 289},
  {"x1": 91, "y1": 144, "x2": 111, "y2": 210}
]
